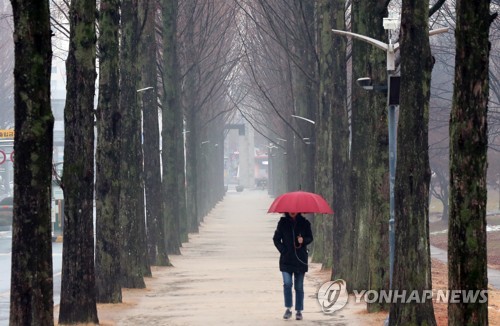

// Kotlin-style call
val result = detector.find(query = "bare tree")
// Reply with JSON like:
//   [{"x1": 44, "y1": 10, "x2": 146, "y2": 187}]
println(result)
[
  {"x1": 448, "y1": 1, "x2": 495, "y2": 324},
  {"x1": 178, "y1": 0, "x2": 241, "y2": 226},
  {"x1": 119, "y1": 0, "x2": 150, "y2": 287},
  {"x1": 161, "y1": 0, "x2": 183, "y2": 254},
  {"x1": 390, "y1": 0, "x2": 436, "y2": 323},
  {"x1": 58, "y1": 0, "x2": 99, "y2": 322},
  {"x1": 347, "y1": 1, "x2": 390, "y2": 302},
  {"x1": 9, "y1": 0, "x2": 54, "y2": 324},
  {"x1": 139, "y1": 0, "x2": 170, "y2": 266},
  {"x1": 318, "y1": 0, "x2": 351, "y2": 281},
  {"x1": 95, "y1": 0, "x2": 123, "y2": 303}
]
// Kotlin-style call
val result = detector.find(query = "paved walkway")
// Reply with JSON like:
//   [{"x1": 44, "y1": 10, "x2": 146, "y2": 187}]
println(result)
[
  {"x1": 431, "y1": 245, "x2": 500, "y2": 289},
  {"x1": 96, "y1": 190, "x2": 384, "y2": 326}
]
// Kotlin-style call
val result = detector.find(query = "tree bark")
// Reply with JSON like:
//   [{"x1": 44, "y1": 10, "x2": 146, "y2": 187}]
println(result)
[
  {"x1": 349, "y1": 0, "x2": 373, "y2": 291},
  {"x1": 389, "y1": 0, "x2": 436, "y2": 324},
  {"x1": 323, "y1": 0, "x2": 351, "y2": 282},
  {"x1": 139, "y1": 0, "x2": 170, "y2": 267},
  {"x1": 185, "y1": 110, "x2": 199, "y2": 233},
  {"x1": 350, "y1": 0, "x2": 390, "y2": 311},
  {"x1": 313, "y1": 0, "x2": 336, "y2": 267},
  {"x1": 95, "y1": 0, "x2": 123, "y2": 303},
  {"x1": 162, "y1": 0, "x2": 182, "y2": 254},
  {"x1": 119, "y1": 0, "x2": 150, "y2": 287},
  {"x1": 9, "y1": 1, "x2": 54, "y2": 324},
  {"x1": 182, "y1": 0, "x2": 199, "y2": 234},
  {"x1": 58, "y1": 0, "x2": 99, "y2": 322},
  {"x1": 448, "y1": 0, "x2": 491, "y2": 324}
]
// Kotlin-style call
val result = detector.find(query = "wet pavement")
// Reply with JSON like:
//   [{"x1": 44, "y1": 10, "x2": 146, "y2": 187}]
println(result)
[
  {"x1": 0, "y1": 233, "x2": 62, "y2": 326},
  {"x1": 96, "y1": 189, "x2": 383, "y2": 325}
]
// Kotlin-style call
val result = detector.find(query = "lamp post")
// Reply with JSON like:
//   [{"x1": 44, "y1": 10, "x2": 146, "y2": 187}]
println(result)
[{"x1": 332, "y1": 18, "x2": 448, "y2": 290}]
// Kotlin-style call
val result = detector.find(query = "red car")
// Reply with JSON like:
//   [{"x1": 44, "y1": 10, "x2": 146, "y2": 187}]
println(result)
[{"x1": 0, "y1": 196, "x2": 13, "y2": 230}]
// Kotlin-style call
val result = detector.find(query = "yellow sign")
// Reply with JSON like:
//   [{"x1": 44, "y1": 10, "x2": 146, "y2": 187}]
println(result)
[{"x1": 0, "y1": 130, "x2": 14, "y2": 138}]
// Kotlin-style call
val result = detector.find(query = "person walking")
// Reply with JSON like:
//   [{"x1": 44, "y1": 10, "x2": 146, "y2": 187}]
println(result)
[{"x1": 273, "y1": 212, "x2": 313, "y2": 320}]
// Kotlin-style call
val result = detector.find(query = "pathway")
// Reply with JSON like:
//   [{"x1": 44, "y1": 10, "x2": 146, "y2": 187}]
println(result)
[{"x1": 95, "y1": 190, "x2": 384, "y2": 326}]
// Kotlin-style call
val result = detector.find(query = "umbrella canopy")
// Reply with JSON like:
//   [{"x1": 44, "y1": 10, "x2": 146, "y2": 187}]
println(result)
[{"x1": 267, "y1": 191, "x2": 333, "y2": 214}]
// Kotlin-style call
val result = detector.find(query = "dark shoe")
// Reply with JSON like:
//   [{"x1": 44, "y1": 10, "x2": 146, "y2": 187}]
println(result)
[
  {"x1": 283, "y1": 308, "x2": 292, "y2": 319},
  {"x1": 296, "y1": 311, "x2": 303, "y2": 320}
]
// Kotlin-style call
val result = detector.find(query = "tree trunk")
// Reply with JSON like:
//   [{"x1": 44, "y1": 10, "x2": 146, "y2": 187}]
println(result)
[
  {"x1": 162, "y1": 0, "x2": 182, "y2": 254},
  {"x1": 58, "y1": 0, "x2": 99, "y2": 323},
  {"x1": 9, "y1": 1, "x2": 54, "y2": 324},
  {"x1": 139, "y1": 0, "x2": 170, "y2": 267},
  {"x1": 183, "y1": 0, "x2": 199, "y2": 234},
  {"x1": 95, "y1": 0, "x2": 123, "y2": 303},
  {"x1": 293, "y1": 0, "x2": 316, "y2": 193},
  {"x1": 197, "y1": 128, "x2": 209, "y2": 218},
  {"x1": 350, "y1": 0, "x2": 390, "y2": 311},
  {"x1": 185, "y1": 110, "x2": 199, "y2": 233},
  {"x1": 350, "y1": 1, "x2": 389, "y2": 290},
  {"x1": 119, "y1": 0, "x2": 150, "y2": 287},
  {"x1": 326, "y1": 0, "x2": 351, "y2": 282},
  {"x1": 448, "y1": 0, "x2": 491, "y2": 324},
  {"x1": 286, "y1": 128, "x2": 299, "y2": 191},
  {"x1": 389, "y1": 0, "x2": 436, "y2": 324},
  {"x1": 177, "y1": 127, "x2": 188, "y2": 243},
  {"x1": 312, "y1": 0, "x2": 336, "y2": 267}
]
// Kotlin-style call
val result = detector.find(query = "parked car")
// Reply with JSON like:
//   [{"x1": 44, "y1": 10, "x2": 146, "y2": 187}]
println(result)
[{"x1": 0, "y1": 196, "x2": 13, "y2": 230}]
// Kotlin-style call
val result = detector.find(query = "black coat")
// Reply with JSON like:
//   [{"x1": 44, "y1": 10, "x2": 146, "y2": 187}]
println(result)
[{"x1": 273, "y1": 214, "x2": 313, "y2": 273}]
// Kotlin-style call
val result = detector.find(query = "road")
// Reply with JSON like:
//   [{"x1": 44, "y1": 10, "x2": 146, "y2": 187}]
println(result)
[{"x1": 0, "y1": 231, "x2": 62, "y2": 325}]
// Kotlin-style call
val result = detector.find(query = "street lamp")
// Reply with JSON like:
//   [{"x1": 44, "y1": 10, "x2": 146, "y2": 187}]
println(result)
[
  {"x1": 291, "y1": 114, "x2": 315, "y2": 125},
  {"x1": 356, "y1": 77, "x2": 388, "y2": 92},
  {"x1": 332, "y1": 18, "x2": 448, "y2": 291}
]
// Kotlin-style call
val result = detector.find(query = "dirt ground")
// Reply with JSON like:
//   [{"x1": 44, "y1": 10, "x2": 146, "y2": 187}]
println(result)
[
  {"x1": 431, "y1": 259, "x2": 500, "y2": 325},
  {"x1": 429, "y1": 215, "x2": 500, "y2": 325},
  {"x1": 430, "y1": 214, "x2": 500, "y2": 270},
  {"x1": 54, "y1": 192, "x2": 500, "y2": 325}
]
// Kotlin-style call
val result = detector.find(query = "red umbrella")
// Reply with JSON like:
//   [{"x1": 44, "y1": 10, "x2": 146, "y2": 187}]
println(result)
[{"x1": 267, "y1": 191, "x2": 333, "y2": 214}]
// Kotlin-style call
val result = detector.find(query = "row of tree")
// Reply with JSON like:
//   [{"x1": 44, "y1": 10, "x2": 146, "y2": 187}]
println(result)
[
  {"x1": 232, "y1": 0, "x2": 496, "y2": 324},
  {"x1": 6, "y1": 0, "x2": 497, "y2": 324},
  {"x1": 9, "y1": 0, "x2": 239, "y2": 324}
]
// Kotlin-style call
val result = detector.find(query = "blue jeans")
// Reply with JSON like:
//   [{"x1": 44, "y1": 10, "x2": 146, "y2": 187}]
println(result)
[{"x1": 282, "y1": 271, "x2": 305, "y2": 311}]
